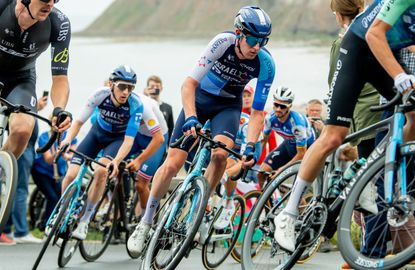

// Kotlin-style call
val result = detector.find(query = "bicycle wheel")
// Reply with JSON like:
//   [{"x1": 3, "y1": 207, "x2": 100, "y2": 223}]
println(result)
[
  {"x1": 79, "y1": 187, "x2": 118, "y2": 262},
  {"x1": 231, "y1": 189, "x2": 262, "y2": 263},
  {"x1": 202, "y1": 194, "x2": 245, "y2": 269},
  {"x1": 29, "y1": 187, "x2": 47, "y2": 230},
  {"x1": 241, "y1": 161, "x2": 311, "y2": 270},
  {"x1": 143, "y1": 176, "x2": 209, "y2": 270},
  {"x1": 32, "y1": 184, "x2": 76, "y2": 270},
  {"x1": 0, "y1": 150, "x2": 17, "y2": 233},
  {"x1": 338, "y1": 152, "x2": 415, "y2": 270},
  {"x1": 58, "y1": 239, "x2": 80, "y2": 267}
]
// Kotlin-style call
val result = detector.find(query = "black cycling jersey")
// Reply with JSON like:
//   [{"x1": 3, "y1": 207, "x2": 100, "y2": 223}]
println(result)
[{"x1": 0, "y1": 0, "x2": 71, "y2": 74}]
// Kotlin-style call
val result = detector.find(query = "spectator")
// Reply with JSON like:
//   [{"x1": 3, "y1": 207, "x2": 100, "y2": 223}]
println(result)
[
  {"x1": 305, "y1": 99, "x2": 324, "y2": 138},
  {"x1": 0, "y1": 96, "x2": 48, "y2": 245},
  {"x1": 144, "y1": 75, "x2": 174, "y2": 142}
]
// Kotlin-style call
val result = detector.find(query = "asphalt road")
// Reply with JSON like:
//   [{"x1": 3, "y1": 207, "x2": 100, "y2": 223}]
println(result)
[{"x1": 0, "y1": 242, "x2": 345, "y2": 270}]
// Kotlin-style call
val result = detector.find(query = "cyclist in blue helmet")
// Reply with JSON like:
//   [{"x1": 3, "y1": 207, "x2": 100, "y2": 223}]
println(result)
[{"x1": 127, "y1": 6, "x2": 276, "y2": 256}]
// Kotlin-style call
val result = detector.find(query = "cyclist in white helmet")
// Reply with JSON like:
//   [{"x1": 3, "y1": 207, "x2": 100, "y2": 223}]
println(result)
[{"x1": 257, "y1": 86, "x2": 316, "y2": 187}]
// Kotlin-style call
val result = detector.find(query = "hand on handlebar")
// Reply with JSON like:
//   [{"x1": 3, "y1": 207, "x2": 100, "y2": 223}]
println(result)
[
  {"x1": 394, "y1": 72, "x2": 415, "y2": 94},
  {"x1": 107, "y1": 160, "x2": 119, "y2": 179},
  {"x1": 52, "y1": 107, "x2": 73, "y2": 132},
  {"x1": 182, "y1": 116, "x2": 201, "y2": 138},
  {"x1": 126, "y1": 158, "x2": 142, "y2": 172},
  {"x1": 242, "y1": 142, "x2": 256, "y2": 168}
]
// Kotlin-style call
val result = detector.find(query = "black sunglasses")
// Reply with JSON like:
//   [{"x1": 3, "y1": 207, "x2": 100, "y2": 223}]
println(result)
[
  {"x1": 114, "y1": 82, "x2": 135, "y2": 92},
  {"x1": 40, "y1": 0, "x2": 59, "y2": 3},
  {"x1": 273, "y1": 102, "x2": 289, "y2": 109}
]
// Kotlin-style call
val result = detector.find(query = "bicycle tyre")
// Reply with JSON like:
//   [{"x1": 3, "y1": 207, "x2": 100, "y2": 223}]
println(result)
[
  {"x1": 231, "y1": 189, "x2": 262, "y2": 263},
  {"x1": 0, "y1": 150, "x2": 17, "y2": 233},
  {"x1": 32, "y1": 184, "x2": 76, "y2": 270},
  {"x1": 29, "y1": 187, "x2": 46, "y2": 230},
  {"x1": 241, "y1": 161, "x2": 307, "y2": 270},
  {"x1": 79, "y1": 186, "x2": 118, "y2": 262},
  {"x1": 202, "y1": 194, "x2": 245, "y2": 269},
  {"x1": 143, "y1": 176, "x2": 209, "y2": 270},
  {"x1": 337, "y1": 153, "x2": 415, "y2": 270},
  {"x1": 58, "y1": 239, "x2": 80, "y2": 267}
]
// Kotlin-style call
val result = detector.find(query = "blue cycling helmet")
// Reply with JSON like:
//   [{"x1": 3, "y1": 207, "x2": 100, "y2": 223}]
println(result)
[
  {"x1": 234, "y1": 6, "x2": 272, "y2": 38},
  {"x1": 109, "y1": 65, "x2": 137, "y2": 84}
]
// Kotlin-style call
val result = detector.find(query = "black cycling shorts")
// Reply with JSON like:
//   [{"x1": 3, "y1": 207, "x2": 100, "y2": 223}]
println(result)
[
  {"x1": 326, "y1": 32, "x2": 395, "y2": 127},
  {"x1": 0, "y1": 69, "x2": 37, "y2": 111}
]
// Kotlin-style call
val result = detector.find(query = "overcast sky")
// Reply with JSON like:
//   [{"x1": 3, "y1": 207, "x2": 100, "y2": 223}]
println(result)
[{"x1": 57, "y1": 0, "x2": 114, "y2": 32}]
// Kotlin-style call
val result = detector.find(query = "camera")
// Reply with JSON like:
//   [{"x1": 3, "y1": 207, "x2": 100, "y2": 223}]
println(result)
[{"x1": 149, "y1": 88, "x2": 160, "y2": 96}]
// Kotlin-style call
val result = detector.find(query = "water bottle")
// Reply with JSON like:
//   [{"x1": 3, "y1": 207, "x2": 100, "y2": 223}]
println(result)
[{"x1": 327, "y1": 158, "x2": 366, "y2": 200}]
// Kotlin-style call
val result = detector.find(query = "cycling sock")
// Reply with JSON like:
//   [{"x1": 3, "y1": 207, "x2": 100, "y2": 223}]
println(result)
[
  {"x1": 284, "y1": 177, "x2": 311, "y2": 217},
  {"x1": 140, "y1": 207, "x2": 146, "y2": 217},
  {"x1": 81, "y1": 200, "x2": 97, "y2": 223},
  {"x1": 142, "y1": 195, "x2": 160, "y2": 225}
]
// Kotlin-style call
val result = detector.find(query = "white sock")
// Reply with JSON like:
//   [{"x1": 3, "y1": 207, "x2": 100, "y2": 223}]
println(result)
[
  {"x1": 284, "y1": 177, "x2": 311, "y2": 217},
  {"x1": 80, "y1": 200, "x2": 97, "y2": 223}
]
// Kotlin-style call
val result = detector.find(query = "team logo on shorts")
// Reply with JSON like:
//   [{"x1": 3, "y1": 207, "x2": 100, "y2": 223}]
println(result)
[
  {"x1": 148, "y1": 119, "x2": 156, "y2": 126},
  {"x1": 30, "y1": 96, "x2": 37, "y2": 108}
]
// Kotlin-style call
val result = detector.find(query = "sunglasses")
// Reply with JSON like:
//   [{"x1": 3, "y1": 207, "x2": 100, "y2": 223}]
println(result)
[
  {"x1": 40, "y1": 0, "x2": 59, "y2": 3},
  {"x1": 273, "y1": 102, "x2": 289, "y2": 109},
  {"x1": 242, "y1": 34, "x2": 269, "y2": 47},
  {"x1": 114, "y1": 82, "x2": 135, "y2": 93}
]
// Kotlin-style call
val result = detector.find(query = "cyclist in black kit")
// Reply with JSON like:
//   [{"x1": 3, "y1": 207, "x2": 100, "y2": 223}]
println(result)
[{"x1": 0, "y1": 0, "x2": 71, "y2": 159}]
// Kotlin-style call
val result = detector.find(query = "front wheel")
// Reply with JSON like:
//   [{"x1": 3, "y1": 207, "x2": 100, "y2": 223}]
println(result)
[
  {"x1": 58, "y1": 239, "x2": 80, "y2": 267},
  {"x1": 0, "y1": 150, "x2": 17, "y2": 233},
  {"x1": 202, "y1": 195, "x2": 245, "y2": 269},
  {"x1": 143, "y1": 176, "x2": 209, "y2": 270},
  {"x1": 338, "y1": 152, "x2": 415, "y2": 270}
]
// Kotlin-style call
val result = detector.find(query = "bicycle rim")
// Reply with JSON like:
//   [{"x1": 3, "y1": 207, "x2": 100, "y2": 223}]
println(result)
[
  {"x1": 79, "y1": 189, "x2": 118, "y2": 262},
  {"x1": 338, "y1": 154, "x2": 415, "y2": 270},
  {"x1": 202, "y1": 195, "x2": 245, "y2": 269},
  {"x1": 58, "y1": 239, "x2": 80, "y2": 267},
  {"x1": 242, "y1": 162, "x2": 307, "y2": 270},
  {"x1": 32, "y1": 185, "x2": 76, "y2": 270},
  {"x1": 231, "y1": 189, "x2": 262, "y2": 263},
  {"x1": 0, "y1": 150, "x2": 17, "y2": 233},
  {"x1": 143, "y1": 176, "x2": 209, "y2": 270}
]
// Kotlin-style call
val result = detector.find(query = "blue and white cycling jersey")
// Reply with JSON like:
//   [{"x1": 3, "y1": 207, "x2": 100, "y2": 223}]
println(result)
[
  {"x1": 78, "y1": 87, "x2": 143, "y2": 138},
  {"x1": 189, "y1": 32, "x2": 275, "y2": 111},
  {"x1": 349, "y1": 0, "x2": 415, "y2": 51},
  {"x1": 264, "y1": 111, "x2": 315, "y2": 147},
  {"x1": 235, "y1": 112, "x2": 263, "y2": 149}
]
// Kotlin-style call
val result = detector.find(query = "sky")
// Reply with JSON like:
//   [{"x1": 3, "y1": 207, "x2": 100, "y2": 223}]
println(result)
[{"x1": 57, "y1": 0, "x2": 114, "y2": 32}]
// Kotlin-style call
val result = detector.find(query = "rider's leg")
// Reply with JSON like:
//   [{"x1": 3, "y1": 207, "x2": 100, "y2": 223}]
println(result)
[
  {"x1": 2, "y1": 113, "x2": 34, "y2": 159},
  {"x1": 135, "y1": 178, "x2": 149, "y2": 215},
  {"x1": 204, "y1": 134, "x2": 234, "y2": 193},
  {"x1": 141, "y1": 147, "x2": 188, "y2": 225},
  {"x1": 285, "y1": 125, "x2": 349, "y2": 215},
  {"x1": 404, "y1": 111, "x2": 415, "y2": 142},
  {"x1": 61, "y1": 163, "x2": 81, "y2": 193}
]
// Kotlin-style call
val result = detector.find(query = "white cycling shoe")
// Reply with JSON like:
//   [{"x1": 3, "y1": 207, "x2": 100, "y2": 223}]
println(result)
[
  {"x1": 214, "y1": 204, "x2": 235, "y2": 230},
  {"x1": 274, "y1": 211, "x2": 296, "y2": 252},
  {"x1": 72, "y1": 221, "x2": 89, "y2": 240},
  {"x1": 359, "y1": 181, "x2": 378, "y2": 215},
  {"x1": 127, "y1": 222, "x2": 150, "y2": 256}
]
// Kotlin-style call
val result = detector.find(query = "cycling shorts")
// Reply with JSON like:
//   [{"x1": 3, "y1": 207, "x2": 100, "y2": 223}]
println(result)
[
  {"x1": 128, "y1": 133, "x2": 168, "y2": 181},
  {"x1": 326, "y1": 31, "x2": 395, "y2": 127},
  {"x1": 71, "y1": 123, "x2": 124, "y2": 165},
  {"x1": 0, "y1": 69, "x2": 37, "y2": 111},
  {"x1": 264, "y1": 140, "x2": 300, "y2": 170},
  {"x1": 170, "y1": 89, "x2": 242, "y2": 152}
]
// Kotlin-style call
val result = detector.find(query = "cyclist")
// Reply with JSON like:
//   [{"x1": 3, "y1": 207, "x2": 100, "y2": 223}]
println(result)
[
  {"x1": 57, "y1": 65, "x2": 143, "y2": 240},
  {"x1": 257, "y1": 86, "x2": 315, "y2": 188},
  {"x1": 274, "y1": 0, "x2": 415, "y2": 252},
  {"x1": 127, "y1": 6, "x2": 275, "y2": 256},
  {"x1": 126, "y1": 92, "x2": 168, "y2": 219},
  {"x1": 0, "y1": 0, "x2": 72, "y2": 159}
]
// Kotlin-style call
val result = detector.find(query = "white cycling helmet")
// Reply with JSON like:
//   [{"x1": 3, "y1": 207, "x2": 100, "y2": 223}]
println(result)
[{"x1": 273, "y1": 86, "x2": 294, "y2": 103}]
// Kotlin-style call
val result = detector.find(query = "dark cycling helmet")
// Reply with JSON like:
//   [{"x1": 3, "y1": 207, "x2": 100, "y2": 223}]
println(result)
[
  {"x1": 109, "y1": 65, "x2": 137, "y2": 84},
  {"x1": 234, "y1": 6, "x2": 272, "y2": 38}
]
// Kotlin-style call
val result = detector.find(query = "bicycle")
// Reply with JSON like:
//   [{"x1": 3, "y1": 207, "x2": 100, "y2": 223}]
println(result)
[
  {"x1": 32, "y1": 148, "x2": 108, "y2": 269},
  {"x1": 0, "y1": 82, "x2": 61, "y2": 233},
  {"x1": 337, "y1": 91, "x2": 415, "y2": 270},
  {"x1": 142, "y1": 123, "x2": 246, "y2": 270},
  {"x1": 241, "y1": 92, "x2": 406, "y2": 270}
]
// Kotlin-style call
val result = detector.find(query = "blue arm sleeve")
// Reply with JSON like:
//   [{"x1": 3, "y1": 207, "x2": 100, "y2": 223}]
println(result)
[
  {"x1": 252, "y1": 50, "x2": 276, "y2": 111},
  {"x1": 125, "y1": 96, "x2": 144, "y2": 138}
]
